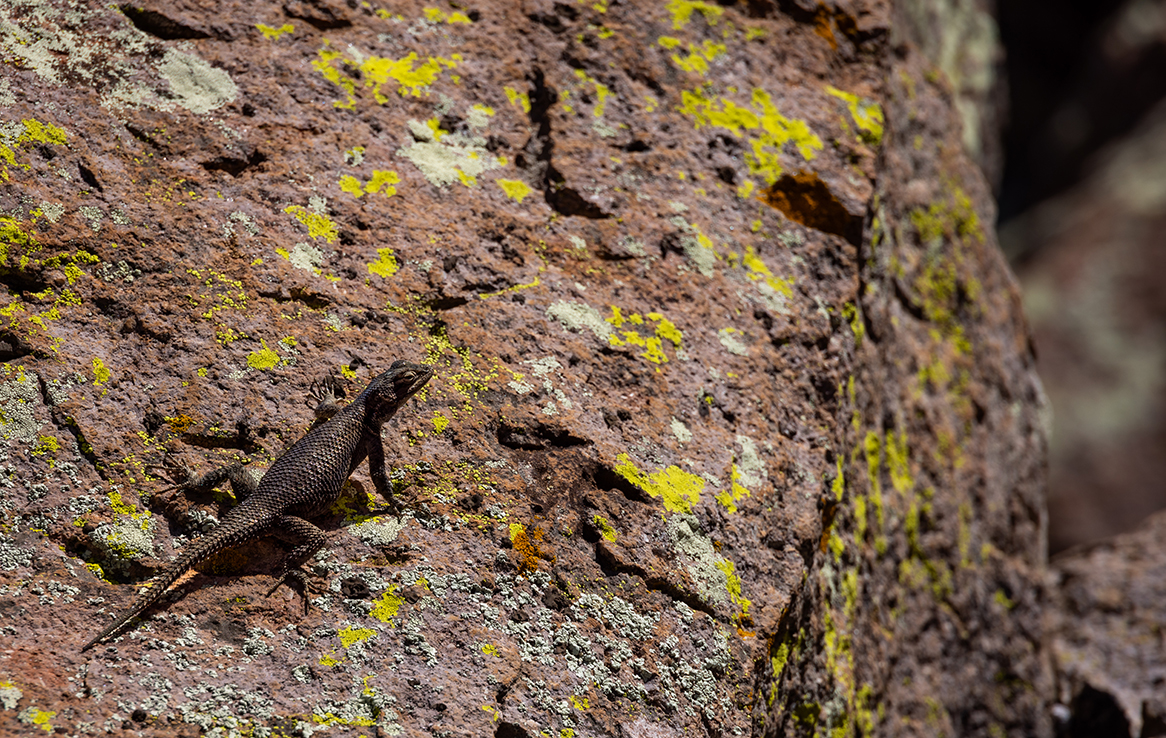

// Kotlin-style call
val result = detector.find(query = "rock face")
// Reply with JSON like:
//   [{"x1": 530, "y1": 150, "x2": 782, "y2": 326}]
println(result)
[
  {"x1": 1050, "y1": 511, "x2": 1166, "y2": 738},
  {"x1": 0, "y1": 1, "x2": 1048, "y2": 736}
]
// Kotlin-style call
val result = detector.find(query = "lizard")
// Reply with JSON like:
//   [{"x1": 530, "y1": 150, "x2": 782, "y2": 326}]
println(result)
[{"x1": 81, "y1": 360, "x2": 434, "y2": 651}]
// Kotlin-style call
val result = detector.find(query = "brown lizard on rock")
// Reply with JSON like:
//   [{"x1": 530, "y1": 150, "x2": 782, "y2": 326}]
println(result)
[{"x1": 81, "y1": 361, "x2": 433, "y2": 651}]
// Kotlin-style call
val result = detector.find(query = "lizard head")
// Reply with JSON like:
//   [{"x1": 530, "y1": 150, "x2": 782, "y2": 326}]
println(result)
[{"x1": 364, "y1": 361, "x2": 434, "y2": 424}]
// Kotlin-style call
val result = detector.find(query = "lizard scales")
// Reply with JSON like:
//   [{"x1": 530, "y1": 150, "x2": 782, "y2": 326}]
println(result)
[{"x1": 82, "y1": 361, "x2": 433, "y2": 651}]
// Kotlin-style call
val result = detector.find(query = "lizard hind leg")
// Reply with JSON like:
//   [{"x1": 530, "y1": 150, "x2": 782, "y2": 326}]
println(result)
[
  {"x1": 148, "y1": 454, "x2": 260, "y2": 501},
  {"x1": 265, "y1": 515, "x2": 327, "y2": 612}
]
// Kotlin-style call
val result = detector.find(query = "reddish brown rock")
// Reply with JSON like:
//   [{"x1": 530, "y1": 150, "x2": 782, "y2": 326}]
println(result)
[{"x1": 0, "y1": 1, "x2": 1048, "y2": 736}]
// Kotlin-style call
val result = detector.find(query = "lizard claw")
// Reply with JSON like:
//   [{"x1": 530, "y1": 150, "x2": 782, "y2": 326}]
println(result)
[
  {"x1": 266, "y1": 569, "x2": 315, "y2": 615},
  {"x1": 305, "y1": 374, "x2": 345, "y2": 409},
  {"x1": 146, "y1": 454, "x2": 197, "y2": 490}
]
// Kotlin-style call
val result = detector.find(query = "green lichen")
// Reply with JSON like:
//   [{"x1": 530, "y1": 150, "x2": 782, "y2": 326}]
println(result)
[
  {"x1": 824, "y1": 85, "x2": 884, "y2": 146},
  {"x1": 368, "y1": 247, "x2": 399, "y2": 278},
  {"x1": 909, "y1": 185, "x2": 982, "y2": 244},
  {"x1": 313, "y1": 43, "x2": 460, "y2": 107},
  {"x1": 247, "y1": 341, "x2": 280, "y2": 370},
  {"x1": 256, "y1": 23, "x2": 293, "y2": 40},
  {"x1": 666, "y1": 0, "x2": 723, "y2": 28},
  {"x1": 423, "y1": 7, "x2": 473, "y2": 23},
  {"x1": 369, "y1": 586, "x2": 405, "y2": 622},
  {"x1": 16, "y1": 707, "x2": 55, "y2": 733},
  {"x1": 670, "y1": 40, "x2": 726, "y2": 76},
  {"x1": 91, "y1": 357, "x2": 110, "y2": 385},
  {"x1": 615, "y1": 453, "x2": 703, "y2": 514},
  {"x1": 593, "y1": 515, "x2": 617, "y2": 542},
  {"x1": 338, "y1": 625, "x2": 376, "y2": 648},
  {"x1": 679, "y1": 87, "x2": 822, "y2": 188},
  {"x1": 496, "y1": 178, "x2": 532, "y2": 202},
  {"x1": 862, "y1": 431, "x2": 886, "y2": 554},
  {"x1": 606, "y1": 307, "x2": 683, "y2": 368},
  {"x1": 504, "y1": 86, "x2": 531, "y2": 114},
  {"x1": 284, "y1": 205, "x2": 338, "y2": 243}
]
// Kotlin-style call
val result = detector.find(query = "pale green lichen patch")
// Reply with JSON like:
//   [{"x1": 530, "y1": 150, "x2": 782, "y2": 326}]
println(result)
[
  {"x1": 667, "y1": 515, "x2": 732, "y2": 606},
  {"x1": 397, "y1": 117, "x2": 502, "y2": 187},
  {"x1": 716, "y1": 437, "x2": 765, "y2": 513},
  {"x1": 717, "y1": 327, "x2": 748, "y2": 356},
  {"x1": 824, "y1": 85, "x2": 884, "y2": 146},
  {"x1": 94, "y1": 514, "x2": 156, "y2": 562},
  {"x1": 615, "y1": 453, "x2": 703, "y2": 514},
  {"x1": 546, "y1": 300, "x2": 613, "y2": 342},
  {"x1": 667, "y1": 218, "x2": 721, "y2": 276},
  {"x1": 275, "y1": 242, "x2": 323, "y2": 273},
  {"x1": 729, "y1": 243, "x2": 795, "y2": 314},
  {"x1": 0, "y1": 3, "x2": 235, "y2": 114},
  {"x1": 0, "y1": 369, "x2": 43, "y2": 443},
  {"x1": 348, "y1": 515, "x2": 407, "y2": 546},
  {"x1": 0, "y1": 680, "x2": 22, "y2": 710},
  {"x1": 156, "y1": 49, "x2": 238, "y2": 115}
]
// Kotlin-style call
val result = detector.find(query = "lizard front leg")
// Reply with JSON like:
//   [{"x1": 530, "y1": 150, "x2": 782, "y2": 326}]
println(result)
[
  {"x1": 362, "y1": 433, "x2": 404, "y2": 515},
  {"x1": 306, "y1": 374, "x2": 346, "y2": 427}
]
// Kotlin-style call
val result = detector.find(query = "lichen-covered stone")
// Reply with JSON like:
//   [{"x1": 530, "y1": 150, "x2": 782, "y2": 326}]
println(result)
[{"x1": 0, "y1": 0, "x2": 1048, "y2": 736}]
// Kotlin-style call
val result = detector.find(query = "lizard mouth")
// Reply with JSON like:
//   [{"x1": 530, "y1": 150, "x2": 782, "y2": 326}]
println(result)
[{"x1": 400, "y1": 366, "x2": 434, "y2": 397}]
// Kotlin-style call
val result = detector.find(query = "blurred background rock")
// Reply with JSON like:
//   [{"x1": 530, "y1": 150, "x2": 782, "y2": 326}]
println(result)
[{"x1": 996, "y1": 0, "x2": 1166, "y2": 554}]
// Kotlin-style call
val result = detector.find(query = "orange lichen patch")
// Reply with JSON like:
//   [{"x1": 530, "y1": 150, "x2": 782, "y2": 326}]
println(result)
[
  {"x1": 813, "y1": 11, "x2": 837, "y2": 49},
  {"x1": 761, "y1": 171, "x2": 862, "y2": 246},
  {"x1": 509, "y1": 523, "x2": 549, "y2": 573}
]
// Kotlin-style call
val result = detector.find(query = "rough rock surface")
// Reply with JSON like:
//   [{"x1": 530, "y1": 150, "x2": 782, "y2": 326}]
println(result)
[
  {"x1": 1049, "y1": 511, "x2": 1166, "y2": 738},
  {"x1": 0, "y1": 1, "x2": 1048, "y2": 736}
]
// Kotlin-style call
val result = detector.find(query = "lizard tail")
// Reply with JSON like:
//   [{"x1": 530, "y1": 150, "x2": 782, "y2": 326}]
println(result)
[{"x1": 81, "y1": 511, "x2": 271, "y2": 651}]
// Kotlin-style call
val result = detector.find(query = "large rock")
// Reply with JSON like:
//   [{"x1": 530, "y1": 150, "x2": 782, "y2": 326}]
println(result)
[{"x1": 0, "y1": 0, "x2": 1049, "y2": 735}]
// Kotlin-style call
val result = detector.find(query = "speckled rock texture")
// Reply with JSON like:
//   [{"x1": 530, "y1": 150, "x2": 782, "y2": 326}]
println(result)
[
  {"x1": 0, "y1": 1, "x2": 1049, "y2": 736},
  {"x1": 1049, "y1": 511, "x2": 1166, "y2": 738}
]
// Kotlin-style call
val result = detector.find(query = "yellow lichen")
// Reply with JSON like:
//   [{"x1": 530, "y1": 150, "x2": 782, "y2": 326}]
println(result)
[
  {"x1": 497, "y1": 179, "x2": 533, "y2": 202},
  {"x1": 824, "y1": 85, "x2": 884, "y2": 145},
  {"x1": 247, "y1": 341, "x2": 280, "y2": 370},
  {"x1": 614, "y1": 453, "x2": 704, "y2": 514},
  {"x1": 256, "y1": 23, "x2": 294, "y2": 40},
  {"x1": 284, "y1": 205, "x2": 338, "y2": 243},
  {"x1": 679, "y1": 88, "x2": 822, "y2": 187},
  {"x1": 370, "y1": 586, "x2": 405, "y2": 622},
  {"x1": 368, "y1": 248, "x2": 399, "y2": 278}
]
